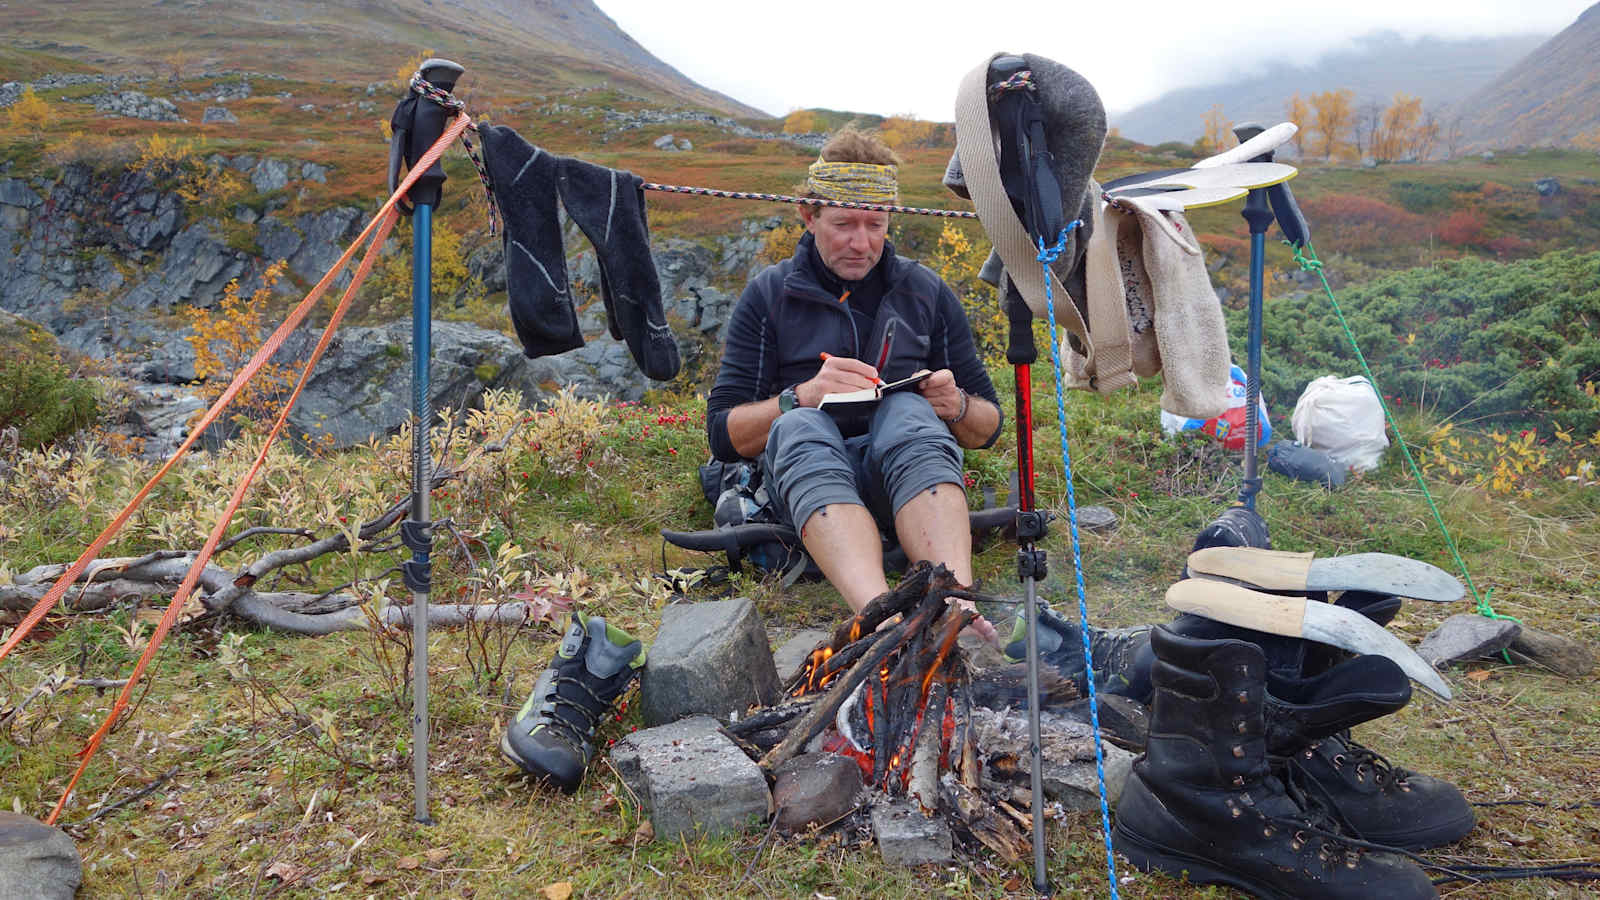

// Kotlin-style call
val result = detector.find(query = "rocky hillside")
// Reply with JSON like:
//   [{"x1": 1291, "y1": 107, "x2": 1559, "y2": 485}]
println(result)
[
  {"x1": 1111, "y1": 31, "x2": 1547, "y2": 146},
  {"x1": 1452, "y1": 2, "x2": 1600, "y2": 150},
  {"x1": 0, "y1": 0, "x2": 767, "y2": 120},
  {"x1": 0, "y1": 154, "x2": 777, "y2": 457}
]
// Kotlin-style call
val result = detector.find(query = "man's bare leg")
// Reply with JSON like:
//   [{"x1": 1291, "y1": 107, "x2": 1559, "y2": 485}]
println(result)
[
  {"x1": 892, "y1": 482, "x2": 972, "y2": 585},
  {"x1": 894, "y1": 482, "x2": 999, "y2": 644},
  {"x1": 799, "y1": 503, "x2": 890, "y2": 613}
]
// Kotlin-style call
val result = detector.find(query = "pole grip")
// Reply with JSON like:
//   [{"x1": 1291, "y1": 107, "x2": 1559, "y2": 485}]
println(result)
[{"x1": 389, "y1": 58, "x2": 464, "y2": 210}]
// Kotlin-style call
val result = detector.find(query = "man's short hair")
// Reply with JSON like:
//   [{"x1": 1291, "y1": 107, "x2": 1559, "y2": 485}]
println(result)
[
  {"x1": 818, "y1": 128, "x2": 903, "y2": 167},
  {"x1": 797, "y1": 129, "x2": 904, "y2": 212}
]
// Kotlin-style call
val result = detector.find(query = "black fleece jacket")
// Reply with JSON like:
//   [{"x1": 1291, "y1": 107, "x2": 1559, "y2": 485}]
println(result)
[{"x1": 705, "y1": 233, "x2": 1002, "y2": 462}]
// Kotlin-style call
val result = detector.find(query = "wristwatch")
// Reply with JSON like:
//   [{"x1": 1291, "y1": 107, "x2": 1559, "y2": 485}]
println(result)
[{"x1": 778, "y1": 385, "x2": 801, "y2": 413}]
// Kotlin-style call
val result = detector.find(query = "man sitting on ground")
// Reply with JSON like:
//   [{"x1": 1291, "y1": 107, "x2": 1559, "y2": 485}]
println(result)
[{"x1": 705, "y1": 129, "x2": 1003, "y2": 642}]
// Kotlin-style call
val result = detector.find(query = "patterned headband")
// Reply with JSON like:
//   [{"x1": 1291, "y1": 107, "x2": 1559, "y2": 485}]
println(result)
[{"x1": 806, "y1": 159, "x2": 899, "y2": 204}]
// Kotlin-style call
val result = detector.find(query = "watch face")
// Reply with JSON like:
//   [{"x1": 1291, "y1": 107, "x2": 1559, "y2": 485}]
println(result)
[{"x1": 779, "y1": 387, "x2": 797, "y2": 412}]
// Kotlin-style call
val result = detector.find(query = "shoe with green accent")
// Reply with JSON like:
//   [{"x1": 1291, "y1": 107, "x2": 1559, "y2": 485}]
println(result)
[
  {"x1": 1003, "y1": 602, "x2": 1154, "y2": 699},
  {"x1": 501, "y1": 613, "x2": 645, "y2": 792}
]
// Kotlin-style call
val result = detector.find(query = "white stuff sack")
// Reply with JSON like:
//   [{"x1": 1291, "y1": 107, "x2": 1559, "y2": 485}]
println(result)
[{"x1": 1291, "y1": 375, "x2": 1389, "y2": 472}]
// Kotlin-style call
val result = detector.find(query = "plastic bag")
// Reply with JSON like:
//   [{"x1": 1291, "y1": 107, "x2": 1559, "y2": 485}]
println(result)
[
  {"x1": 1290, "y1": 375, "x2": 1389, "y2": 472},
  {"x1": 1160, "y1": 364, "x2": 1271, "y2": 451}
]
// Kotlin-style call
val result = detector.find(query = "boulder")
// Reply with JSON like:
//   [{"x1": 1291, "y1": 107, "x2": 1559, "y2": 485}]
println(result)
[
  {"x1": 202, "y1": 106, "x2": 238, "y2": 124},
  {"x1": 652, "y1": 134, "x2": 680, "y2": 151},
  {"x1": 1074, "y1": 505, "x2": 1118, "y2": 533},
  {"x1": 1534, "y1": 177, "x2": 1561, "y2": 197},
  {"x1": 284, "y1": 319, "x2": 532, "y2": 448},
  {"x1": 640, "y1": 597, "x2": 780, "y2": 726},
  {"x1": 1502, "y1": 625, "x2": 1595, "y2": 677},
  {"x1": 608, "y1": 716, "x2": 771, "y2": 841},
  {"x1": 0, "y1": 811, "x2": 81, "y2": 900},
  {"x1": 1419, "y1": 613, "x2": 1520, "y2": 668},
  {"x1": 772, "y1": 752, "x2": 864, "y2": 832},
  {"x1": 251, "y1": 159, "x2": 291, "y2": 193},
  {"x1": 92, "y1": 91, "x2": 182, "y2": 122}
]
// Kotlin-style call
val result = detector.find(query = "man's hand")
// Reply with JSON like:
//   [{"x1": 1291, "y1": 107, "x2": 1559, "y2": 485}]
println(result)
[
  {"x1": 796, "y1": 355, "x2": 881, "y2": 407},
  {"x1": 916, "y1": 368, "x2": 965, "y2": 421}
]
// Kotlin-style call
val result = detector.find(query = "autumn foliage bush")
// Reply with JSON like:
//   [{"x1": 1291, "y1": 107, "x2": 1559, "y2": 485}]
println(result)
[
  {"x1": 1437, "y1": 208, "x2": 1487, "y2": 246},
  {"x1": 1300, "y1": 193, "x2": 1427, "y2": 251}
]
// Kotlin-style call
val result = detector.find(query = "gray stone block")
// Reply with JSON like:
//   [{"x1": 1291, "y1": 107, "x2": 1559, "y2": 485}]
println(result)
[
  {"x1": 871, "y1": 799, "x2": 952, "y2": 866},
  {"x1": 1075, "y1": 505, "x2": 1118, "y2": 533},
  {"x1": 772, "y1": 628, "x2": 830, "y2": 683},
  {"x1": 773, "y1": 752, "x2": 864, "y2": 833},
  {"x1": 0, "y1": 812, "x2": 81, "y2": 900},
  {"x1": 641, "y1": 597, "x2": 779, "y2": 726},
  {"x1": 1419, "y1": 614, "x2": 1520, "y2": 667},
  {"x1": 608, "y1": 716, "x2": 771, "y2": 842}
]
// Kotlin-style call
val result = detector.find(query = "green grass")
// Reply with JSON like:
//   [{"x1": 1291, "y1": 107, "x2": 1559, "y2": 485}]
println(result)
[
  {"x1": 1, "y1": 372, "x2": 1595, "y2": 898},
  {"x1": 3, "y1": 55, "x2": 1599, "y2": 897}
]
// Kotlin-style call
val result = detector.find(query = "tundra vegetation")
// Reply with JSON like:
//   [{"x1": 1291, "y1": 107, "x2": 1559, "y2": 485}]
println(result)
[{"x1": 0, "y1": 67, "x2": 1597, "y2": 897}]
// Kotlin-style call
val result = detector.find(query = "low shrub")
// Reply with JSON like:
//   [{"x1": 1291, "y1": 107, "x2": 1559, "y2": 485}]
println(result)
[{"x1": 0, "y1": 317, "x2": 98, "y2": 449}]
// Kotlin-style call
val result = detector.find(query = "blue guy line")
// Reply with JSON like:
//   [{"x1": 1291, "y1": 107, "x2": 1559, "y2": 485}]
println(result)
[{"x1": 1037, "y1": 222, "x2": 1121, "y2": 899}]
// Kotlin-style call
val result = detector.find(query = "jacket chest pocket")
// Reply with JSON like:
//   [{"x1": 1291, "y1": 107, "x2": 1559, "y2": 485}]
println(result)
[{"x1": 870, "y1": 313, "x2": 932, "y2": 383}]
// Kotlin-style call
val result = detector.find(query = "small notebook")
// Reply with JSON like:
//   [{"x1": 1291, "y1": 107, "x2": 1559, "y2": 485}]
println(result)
[{"x1": 817, "y1": 370, "x2": 933, "y2": 417}]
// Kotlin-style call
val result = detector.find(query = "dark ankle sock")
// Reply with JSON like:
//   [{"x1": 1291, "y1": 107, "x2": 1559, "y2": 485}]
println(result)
[
  {"x1": 479, "y1": 125, "x2": 584, "y2": 359},
  {"x1": 556, "y1": 156, "x2": 680, "y2": 381}
]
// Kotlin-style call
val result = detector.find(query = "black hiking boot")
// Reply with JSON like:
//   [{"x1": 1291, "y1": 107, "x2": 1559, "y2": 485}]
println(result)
[
  {"x1": 1112, "y1": 626, "x2": 1437, "y2": 899},
  {"x1": 1279, "y1": 592, "x2": 1474, "y2": 850},
  {"x1": 1003, "y1": 602, "x2": 1154, "y2": 699},
  {"x1": 501, "y1": 613, "x2": 645, "y2": 793},
  {"x1": 1141, "y1": 590, "x2": 1475, "y2": 850},
  {"x1": 1288, "y1": 731, "x2": 1476, "y2": 850}
]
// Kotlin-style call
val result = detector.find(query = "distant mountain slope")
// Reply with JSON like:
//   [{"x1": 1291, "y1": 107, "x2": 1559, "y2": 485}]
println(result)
[
  {"x1": 1111, "y1": 31, "x2": 1547, "y2": 145},
  {"x1": 0, "y1": 0, "x2": 769, "y2": 119},
  {"x1": 1453, "y1": 3, "x2": 1600, "y2": 150}
]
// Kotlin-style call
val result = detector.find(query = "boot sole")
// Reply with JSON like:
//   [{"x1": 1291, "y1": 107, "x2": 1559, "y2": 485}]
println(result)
[{"x1": 1114, "y1": 822, "x2": 1299, "y2": 900}]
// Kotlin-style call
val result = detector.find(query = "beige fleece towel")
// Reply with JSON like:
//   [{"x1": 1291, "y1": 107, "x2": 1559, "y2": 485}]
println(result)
[
  {"x1": 1111, "y1": 203, "x2": 1162, "y2": 378},
  {"x1": 1064, "y1": 199, "x2": 1137, "y2": 394},
  {"x1": 1129, "y1": 202, "x2": 1231, "y2": 419}
]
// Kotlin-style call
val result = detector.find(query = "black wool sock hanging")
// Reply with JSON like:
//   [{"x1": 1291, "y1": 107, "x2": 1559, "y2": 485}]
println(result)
[
  {"x1": 556, "y1": 157, "x2": 681, "y2": 381},
  {"x1": 479, "y1": 125, "x2": 585, "y2": 359}
]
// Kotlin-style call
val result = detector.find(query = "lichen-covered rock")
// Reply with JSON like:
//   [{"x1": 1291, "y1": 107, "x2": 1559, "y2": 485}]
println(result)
[
  {"x1": 641, "y1": 597, "x2": 780, "y2": 726},
  {"x1": 0, "y1": 811, "x2": 81, "y2": 900}
]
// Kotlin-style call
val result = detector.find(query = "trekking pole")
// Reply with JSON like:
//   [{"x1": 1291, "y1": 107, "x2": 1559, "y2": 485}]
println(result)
[
  {"x1": 1232, "y1": 123, "x2": 1275, "y2": 513},
  {"x1": 389, "y1": 56, "x2": 464, "y2": 826},
  {"x1": 1230, "y1": 122, "x2": 1312, "y2": 516},
  {"x1": 1004, "y1": 280, "x2": 1053, "y2": 895}
]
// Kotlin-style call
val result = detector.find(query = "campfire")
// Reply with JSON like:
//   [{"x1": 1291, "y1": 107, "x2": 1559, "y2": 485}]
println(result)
[{"x1": 724, "y1": 562, "x2": 1091, "y2": 862}]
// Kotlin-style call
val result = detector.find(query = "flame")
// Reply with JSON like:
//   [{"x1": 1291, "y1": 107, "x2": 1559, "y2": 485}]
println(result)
[{"x1": 793, "y1": 645, "x2": 841, "y2": 697}]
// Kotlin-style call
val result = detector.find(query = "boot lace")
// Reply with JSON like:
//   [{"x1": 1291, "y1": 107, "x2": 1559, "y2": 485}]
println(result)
[
  {"x1": 1335, "y1": 730, "x2": 1410, "y2": 789},
  {"x1": 1274, "y1": 766, "x2": 1362, "y2": 864},
  {"x1": 539, "y1": 676, "x2": 611, "y2": 750}
]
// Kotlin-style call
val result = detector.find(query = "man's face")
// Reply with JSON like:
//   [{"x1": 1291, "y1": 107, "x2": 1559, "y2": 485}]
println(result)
[{"x1": 804, "y1": 207, "x2": 889, "y2": 282}]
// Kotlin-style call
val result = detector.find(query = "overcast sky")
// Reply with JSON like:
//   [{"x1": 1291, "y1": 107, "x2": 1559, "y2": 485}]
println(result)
[{"x1": 595, "y1": 1, "x2": 1591, "y2": 119}]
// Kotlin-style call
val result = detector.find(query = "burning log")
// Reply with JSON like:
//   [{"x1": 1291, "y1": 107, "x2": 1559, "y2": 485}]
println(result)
[
  {"x1": 758, "y1": 568, "x2": 958, "y2": 772},
  {"x1": 744, "y1": 562, "x2": 1035, "y2": 861}
]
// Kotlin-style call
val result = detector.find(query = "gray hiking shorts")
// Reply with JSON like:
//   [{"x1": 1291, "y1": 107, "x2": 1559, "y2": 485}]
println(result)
[{"x1": 762, "y1": 391, "x2": 964, "y2": 536}]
